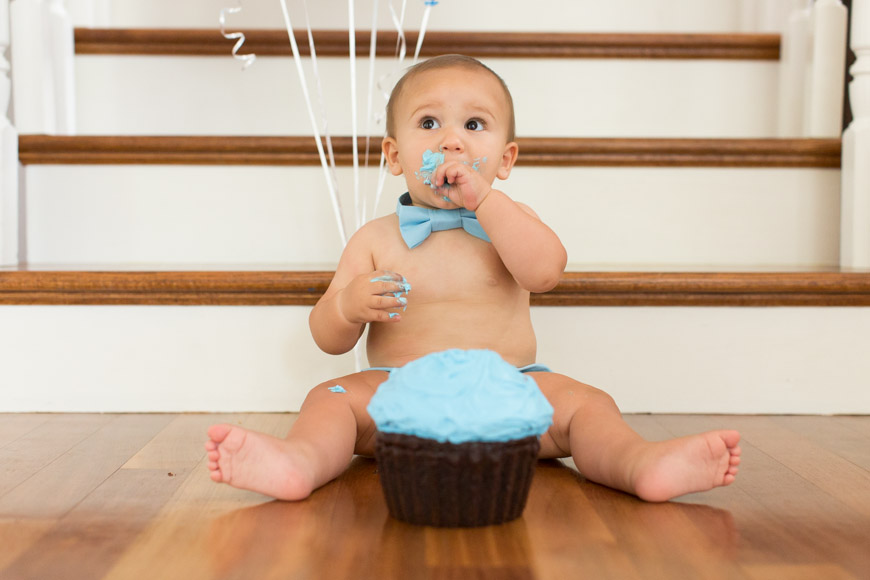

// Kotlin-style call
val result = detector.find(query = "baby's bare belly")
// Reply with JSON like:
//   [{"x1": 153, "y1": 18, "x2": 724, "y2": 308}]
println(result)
[{"x1": 366, "y1": 299, "x2": 537, "y2": 368}]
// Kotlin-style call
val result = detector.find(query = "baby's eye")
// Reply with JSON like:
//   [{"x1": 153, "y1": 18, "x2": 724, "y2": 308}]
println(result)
[
  {"x1": 465, "y1": 119, "x2": 484, "y2": 131},
  {"x1": 421, "y1": 118, "x2": 440, "y2": 130}
]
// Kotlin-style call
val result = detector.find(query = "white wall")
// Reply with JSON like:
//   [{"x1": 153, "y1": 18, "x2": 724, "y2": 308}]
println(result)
[
  {"x1": 24, "y1": 164, "x2": 840, "y2": 270},
  {"x1": 95, "y1": 0, "x2": 748, "y2": 32},
  {"x1": 1, "y1": 305, "x2": 867, "y2": 414},
  {"x1": 73, "y1": 56, "x2": 780, "y2": 138}
]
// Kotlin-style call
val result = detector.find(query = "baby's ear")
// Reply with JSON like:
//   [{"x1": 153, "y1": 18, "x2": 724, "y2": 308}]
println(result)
[
  {"x1": 496, "y1": 142, "x2": 519, "y2": 180},
  {"x1": 382, "y1": 137, "x2": 404, "y2": 176}
]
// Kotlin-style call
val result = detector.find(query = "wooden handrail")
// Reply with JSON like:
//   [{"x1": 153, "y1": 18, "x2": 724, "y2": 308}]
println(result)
[
  {"x1": 18, "y1": 136, "x2": 842, "y2": 168},
  {"x1": 74, "y1": 28, "x2": 781, "y2": 60},
  {"x1": 1, "y1": 270, "x2": 867, "y2": 306}
]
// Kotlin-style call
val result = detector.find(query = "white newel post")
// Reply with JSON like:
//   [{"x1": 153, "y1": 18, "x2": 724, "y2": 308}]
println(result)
[
  {"x1": 806, "y1": 0, "x2": 849, "y2": 137},
  {"x1": 1, "y1": 0, "x2": 19, "y2": 266},
  {"x1": 9, "y1": 0, "x2": 76, "y2": 134},
  {"x1": 841, "y1": 0, "x2": 870, "y2": 268}
]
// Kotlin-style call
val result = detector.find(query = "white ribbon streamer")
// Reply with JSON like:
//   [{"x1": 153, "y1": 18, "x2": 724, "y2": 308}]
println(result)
[
  {"x1": 278, "y1": 0, "x2": 348, "y2": 246},
  {"x1": 413, "y1": 0, "x2": 438, "y2": 63},
  {"x1": 360, "y1": 0, "x2": 381, "y2": 226},
  {"x1": 348, "y1": 0, "x2": 362, "y2": 231},
  {"x1": 371, "y1": 0, "x2": 410, "y2": 217},
  {"x1": 301, "y1": 0, "x2": 341, "y2": 209},
  {"x1": 219, "y1": 5, "x2": 256, "y2": 69}
]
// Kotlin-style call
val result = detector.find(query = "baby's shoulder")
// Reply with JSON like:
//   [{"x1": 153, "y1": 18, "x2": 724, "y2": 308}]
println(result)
[{"x1": 351, "y1": 213, "x2": 398, "y2": 240}]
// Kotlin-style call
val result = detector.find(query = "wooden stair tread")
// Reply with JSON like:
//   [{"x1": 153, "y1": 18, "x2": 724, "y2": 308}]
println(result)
[
  {"x1": 18, "y1": 135, "x2": 842, "y2": 168},
  {"x1": 1, "y1": 270, "x2": 867, "y2": 306},
  {"x1": 74, "y1": 28, "x2": 781, "y2": 60}
]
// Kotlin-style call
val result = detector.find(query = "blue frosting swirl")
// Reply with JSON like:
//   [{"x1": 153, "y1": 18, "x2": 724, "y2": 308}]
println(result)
[{"x1": 367, "y1": 349, "x2": 554, "y2": 444}]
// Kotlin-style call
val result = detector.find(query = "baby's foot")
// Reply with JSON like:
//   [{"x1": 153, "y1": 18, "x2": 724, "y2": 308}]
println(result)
[
  {"x1": 205, "y1": 424, "x2": 316, "y2": 501},
  {"x1": 631, "y1": 430, "x2": 741, "y2": 502}
]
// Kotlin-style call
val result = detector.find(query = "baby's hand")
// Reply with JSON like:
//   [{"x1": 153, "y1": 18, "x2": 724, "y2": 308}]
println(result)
[
  {"x1": 337, "y1": 270, "x2": 410, "y2": 324},
  {"x1": 433, "y1": 161, "x2": 492, "y2": 211}
]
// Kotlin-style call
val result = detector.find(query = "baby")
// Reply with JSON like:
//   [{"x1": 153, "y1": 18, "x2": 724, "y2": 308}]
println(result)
[{"x1": 206, "y1": 54, "x2": 740, "y2": 503}]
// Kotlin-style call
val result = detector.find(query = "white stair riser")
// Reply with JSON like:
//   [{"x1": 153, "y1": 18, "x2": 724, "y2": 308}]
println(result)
[
  {"x1": 93, "y1": 0, "x2": 756, "y2": 33},
  {"x1": 1, "y1": 305, "x2": 867, "y2": 413},
  {"x1": 74, "y1": 56, "x2": 780, "y2": 138},
  {"x1": 24, "y1": 164, "x2": 841, "y2": 269}
]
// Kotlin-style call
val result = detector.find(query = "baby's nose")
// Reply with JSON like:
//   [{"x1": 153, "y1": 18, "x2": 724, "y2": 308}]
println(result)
[{"x1": 439, "y1": 132, "x2": 464, "y2": 153}]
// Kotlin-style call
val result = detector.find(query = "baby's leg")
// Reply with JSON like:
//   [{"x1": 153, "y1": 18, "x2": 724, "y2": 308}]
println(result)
[
  {"x1": 533, "y1": 373, "x2": 741, "y2": 502},
  {"x1": 205, "y1": 371, "x2": 387, "y2": 501}
]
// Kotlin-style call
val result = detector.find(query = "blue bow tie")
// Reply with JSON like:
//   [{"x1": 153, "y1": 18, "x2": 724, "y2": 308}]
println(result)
[{"x1": 396, "y1": 193, "x2": 491, "y2": 249}]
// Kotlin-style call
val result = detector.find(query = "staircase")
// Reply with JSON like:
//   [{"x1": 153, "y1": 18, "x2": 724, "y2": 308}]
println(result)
[{"x1": 1, "y1": 1, "x2": 868, "y2": 414}]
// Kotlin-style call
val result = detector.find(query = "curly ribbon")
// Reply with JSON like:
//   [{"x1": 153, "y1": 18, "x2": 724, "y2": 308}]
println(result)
[{"x1": 219, "y1": 5, "x2": 256, "y2": 70}]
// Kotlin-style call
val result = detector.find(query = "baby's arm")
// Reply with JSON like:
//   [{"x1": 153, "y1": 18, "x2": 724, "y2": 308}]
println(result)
[
  {"x1": 435, "y1": 162, "x2": 567, "y2": 293},
  {"x1": 475, "y1": 190, "x2": 567, "y2": 293},
  {"x1": 309, "y1": 226, "x2": 409, "y2": 355}
]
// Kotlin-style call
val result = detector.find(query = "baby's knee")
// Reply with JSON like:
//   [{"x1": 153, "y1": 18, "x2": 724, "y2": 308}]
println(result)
[
  {"x1": 302, "y1": 374, "x2": 381, "y2": 414},
  {"x1": 306, "y1": 378, "x2": 360, "y2": 404},
  {"x1": 537, "y1": 374, "x2": 620, "y2": 414}
]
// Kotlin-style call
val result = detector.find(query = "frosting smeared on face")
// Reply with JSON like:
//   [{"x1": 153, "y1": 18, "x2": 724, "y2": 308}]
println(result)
[{"x1": 414, "y1": 149, "x2": 445, "y2": 188}]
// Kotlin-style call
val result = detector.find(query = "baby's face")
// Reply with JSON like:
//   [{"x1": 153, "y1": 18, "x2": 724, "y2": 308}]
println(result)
[{"x1": 384, "y1": 66, "x2": 517, "y2": 208}]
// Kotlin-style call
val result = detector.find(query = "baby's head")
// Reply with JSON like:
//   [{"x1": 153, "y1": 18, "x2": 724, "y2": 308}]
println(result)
[
  {"x1": 383, "y1": 55, "x2": 519, "y2": 208},
  {"x1": 386, "y1": 54, "x2": 516, "y2": 142}
]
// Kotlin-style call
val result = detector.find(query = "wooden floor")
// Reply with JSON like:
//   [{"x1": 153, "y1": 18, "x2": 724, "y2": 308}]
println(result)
[{"x1": 1, "y1": 414, "x2": 868, "y2": 580}]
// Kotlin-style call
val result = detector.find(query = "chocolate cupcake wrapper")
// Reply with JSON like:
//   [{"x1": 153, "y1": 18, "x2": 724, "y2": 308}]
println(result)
[{"x1": 374, "y1": 433, "x2": 540, "y2": 527}]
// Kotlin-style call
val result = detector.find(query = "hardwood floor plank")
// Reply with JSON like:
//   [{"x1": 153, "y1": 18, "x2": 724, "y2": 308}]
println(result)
[
  {"x1": 624, "y1": 414, "x2": 679, "y2": 441},
  {"x1": 0, "y1": 414, "x2": 115, "y2": 498},
  {"x1": 0, "y1": 414, "x2": 174, "y2": 519},
  {"x1": 837, "y1": 415, "x2": 870, "y2": 438},
  {"x1": 652, "y1": 415, "x2": 870, "y2": 579},
  {"x1": 743, "y1": 563, "x2": 859, "y2": 580},
  {"x1": 583, "y1": 481, "x2": 750, "y2": 580},
  {"x1": 727, "y1": 416, "x2": 870, "y2": 518},
  {"x1": 523, "y1": 463, "x2": 644, "y2": 579},
  {"x1": 2, "y1": 414, "x2": 867, "y2": 579},
  {"x1": 3, "y1": 468, "x2": 188, "y2": 580},
  {"x1": 122, "y1": 412, "x2": 238, "y2": 471},
  {"x1": 104, "y1": 414, "x2": 296, "y2": 580},
  {"x1": 0, "y1": 414, "x2": 49, "y2": 449},
  {"x1": 0, "y1": 519, "x2": 56, "y2": 571},
  {"x1": 769, "y1": 416, "x2": 870, "y2": 471}
]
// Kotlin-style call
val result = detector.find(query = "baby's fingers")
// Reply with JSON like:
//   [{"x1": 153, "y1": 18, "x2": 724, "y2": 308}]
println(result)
[
  {"x1": 370, "y1": 293, "x2": 407, "y2": 310},
  {"x1": 369, "y1": 271, "x2": 411, "y2": 297}
]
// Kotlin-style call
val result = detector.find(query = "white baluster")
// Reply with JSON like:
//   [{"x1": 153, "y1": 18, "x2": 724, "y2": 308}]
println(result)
[
  {"x1": 760, "y1": 0, "x2": 808, "y2": 33},
  {"x1": 740, "y1": 0, "x2": 762, "y2": 32},
  {"x1": 778, "y1": 2, "x2": 813, "y2": 136},
  {"x1": 9, "y1": 0, "x2": 76, "y2": 135},
  {"x1": 841, "y1": 0, "x2": 870, "y2": 268},
  {"x1": 806, "y1": 0, "x2": 849, "y2": 137},
  {"x1": 47, "y1": 0, "x2": 75, "y2": 134},
  {"x1": 67, "y1": 0, "x2": 109, "y2": 27},
  {"x1": 0, "y1": 0, "x2": 19, "y2": 266}
]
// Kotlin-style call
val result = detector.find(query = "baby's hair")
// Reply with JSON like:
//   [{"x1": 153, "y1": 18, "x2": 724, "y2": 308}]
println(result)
[{"x1": 385, "y1": 54, "x2": 516, "y2": 142}]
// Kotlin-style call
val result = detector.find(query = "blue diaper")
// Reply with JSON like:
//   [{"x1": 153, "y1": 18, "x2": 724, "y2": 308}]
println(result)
[{"x1": 365, "y1": 362, "x2": 552, "y2": 373}]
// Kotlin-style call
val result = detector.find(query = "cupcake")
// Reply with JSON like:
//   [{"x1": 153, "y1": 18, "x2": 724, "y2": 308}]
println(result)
[{"x1": 367, "y1": 349, "x2": 554, "y2": 527}]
